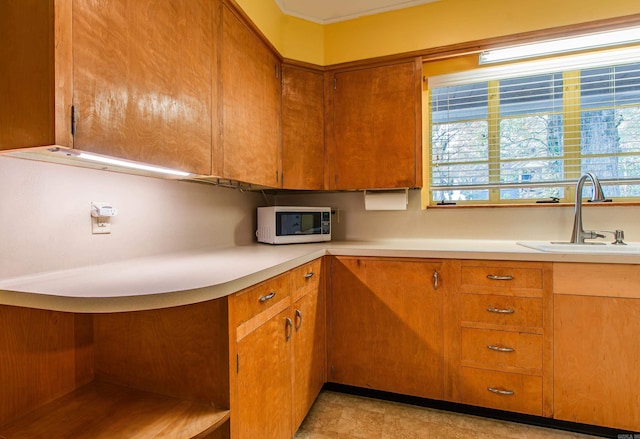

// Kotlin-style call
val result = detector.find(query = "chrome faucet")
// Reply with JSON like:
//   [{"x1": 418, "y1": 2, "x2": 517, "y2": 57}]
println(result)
[{"x1": 570, "y1": 172, "x2": 607, "y2": 243}]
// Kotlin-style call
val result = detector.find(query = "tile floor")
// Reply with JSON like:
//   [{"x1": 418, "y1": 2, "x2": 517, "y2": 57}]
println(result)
[{"x1": 295, "y1": 391, "x2": 600, "y2": 439}]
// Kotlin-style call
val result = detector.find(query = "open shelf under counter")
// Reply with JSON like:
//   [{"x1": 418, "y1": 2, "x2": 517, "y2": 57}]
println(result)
[{"x1": 0, "y1": 381, "x2": 230, "y2": 439}]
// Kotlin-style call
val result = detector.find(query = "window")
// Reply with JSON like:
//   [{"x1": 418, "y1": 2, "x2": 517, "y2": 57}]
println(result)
[{"x1": 427, "y1": 48, "x2": 640, "y2": 205}]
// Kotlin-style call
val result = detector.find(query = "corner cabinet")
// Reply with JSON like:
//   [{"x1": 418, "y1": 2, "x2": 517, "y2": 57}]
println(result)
[
  {"x1": 281, "y1": 64, "x2": 325, "y2": 190},
  {"x1": 553, "y1": 263, "x2": 640, "y2": 432},
  {"x1": 0, "y1": 0, "x2": 214, "y2": 175},
  {"x1": 220, "y1": 3, "x2": 282, "y2": 188},
  {"x1": 228, "y1": 258, "x2": 326, "y2": 439},
  {"x1": 325, "y1": 59, "x2": 423, "y2": 190},
  {"x1": 328, "y1": 257, "x2": 444, "y2": 399}
]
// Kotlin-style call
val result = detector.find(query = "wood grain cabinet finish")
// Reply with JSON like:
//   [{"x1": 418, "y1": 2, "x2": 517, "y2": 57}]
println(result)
[
  {"x1": 0, "y1": 301, "x2": 231, "y2": 438},
  {"x1": 325, "y1": 59, "x2": 422, "y2": 190},
  {"x1": 328, "y1": 257, "x2": 444, "y2": 400},
  {"x1": 220, "y1": 3, "x2": 282, "y2": 188},
  {"x1": 228, "y1": 259, "x2": 326, "y2": 439},
  {"x1": 553, "y1": 263, "x2": 640, "y2": 431},
  {"x1": 291, "y1": 259, "x2": 326, "y2": 432},
  {"x1": 282, "y1": 64, "x2": 325, "y2": 190},
  {"x1": 447, "y1": 260, "x2": 553, "y2": 417},
  {"x1": 1, "y1": 0, "x2": 214, "y2": 175}
]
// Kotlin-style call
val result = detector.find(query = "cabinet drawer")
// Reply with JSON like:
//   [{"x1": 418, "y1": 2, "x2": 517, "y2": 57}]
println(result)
[
  {"x1": 461, "y1": 328, "x2": 543, "y2": 373},
  {"x1": 458, "y1": 367, "x2": 543, "y2": 416},
  {"x1": 461, "y1": 294, "x2": 543, "y2": 331},
  {"x1": 460, "y1": 263, "x2": 545, "y2": 294},
  {"x1": 291, "y1": 258, "x2": 322, "y2": 301},
  {"x1": 231, "y1": 273, "x2": 290, "y2": 326}
]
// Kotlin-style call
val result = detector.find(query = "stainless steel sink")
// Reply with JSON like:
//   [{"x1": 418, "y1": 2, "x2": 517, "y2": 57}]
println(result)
[{"x1": 517, "y1": 241, "x2": 640, "y2": 254}]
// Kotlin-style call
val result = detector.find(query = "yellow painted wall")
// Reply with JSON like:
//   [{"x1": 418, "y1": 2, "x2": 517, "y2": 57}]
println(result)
[{"x1": 236, "y1": 0, "x2": 640, "y2": 66}]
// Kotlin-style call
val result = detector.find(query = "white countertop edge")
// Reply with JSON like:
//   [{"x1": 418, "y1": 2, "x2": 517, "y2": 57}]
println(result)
[{"x1": 2, "y1": 239, "x2": 640, "y2": 313}]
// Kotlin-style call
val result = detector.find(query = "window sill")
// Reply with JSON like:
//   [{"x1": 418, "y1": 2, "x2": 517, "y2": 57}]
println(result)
[{"x1": 425, "y1": 201, "x2": 640, "y2": 209}]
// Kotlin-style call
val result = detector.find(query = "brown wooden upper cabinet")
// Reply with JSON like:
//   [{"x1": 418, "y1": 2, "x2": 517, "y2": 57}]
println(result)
[
  {"x1": 220, "y1": 3, "x2": 282, "y2": 188},
  {"x1": 281, "y1": 64, "x2": 325, "y2": 190},
  {"x1": 0, "y1": 0, "x2": 214, "y2": 176},
  {"x1": 325, "y1": 59, "x2": 423, "y2": 190}
]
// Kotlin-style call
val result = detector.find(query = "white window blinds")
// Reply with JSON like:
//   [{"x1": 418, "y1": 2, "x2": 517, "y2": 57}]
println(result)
[{"x1": 428, "y1": 47, "x2": 640, "y2": 204}]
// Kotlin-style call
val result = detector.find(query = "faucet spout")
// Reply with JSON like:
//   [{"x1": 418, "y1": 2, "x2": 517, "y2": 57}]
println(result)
[{"x1": 570, "y1": 172, "x2": 607, "y2": 244}]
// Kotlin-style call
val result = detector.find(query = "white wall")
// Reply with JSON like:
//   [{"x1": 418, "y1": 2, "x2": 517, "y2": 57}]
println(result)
[
  {"x1": 276, "y1": 189, "x2": 640, "y2": 243},
  {"x1": 0, "y1": 156, "x2": 262, "y2": 278}
]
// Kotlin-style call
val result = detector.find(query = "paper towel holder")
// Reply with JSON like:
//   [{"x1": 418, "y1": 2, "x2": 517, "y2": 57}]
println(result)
[{"x1": 363, "y1": 188, "x2": 409, "y2": 211}]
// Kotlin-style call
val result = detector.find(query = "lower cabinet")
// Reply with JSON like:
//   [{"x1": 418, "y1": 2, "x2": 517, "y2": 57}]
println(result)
[
  {"x1": 328, "y1": 257, "x2": 444, "y2": 400},
  {"x1": 553, "y1": 263, "x2": 640, "y2": 432},
  {"x1": 228, "y1": 258, "x2": 326, "y2": 439},
  {"x1": 447, "y1": 260, "x2": 553, "y2": 417}
]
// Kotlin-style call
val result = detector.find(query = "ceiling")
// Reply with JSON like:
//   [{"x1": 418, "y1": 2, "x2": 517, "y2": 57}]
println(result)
[{"x1": 274, "y1": 0, "x2": 440, "y2": 24}]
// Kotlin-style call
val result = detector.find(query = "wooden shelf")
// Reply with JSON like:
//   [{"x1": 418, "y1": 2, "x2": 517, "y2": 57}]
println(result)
[{"x1": 0, "y1": 381, "x2": 230, "y2": 439}]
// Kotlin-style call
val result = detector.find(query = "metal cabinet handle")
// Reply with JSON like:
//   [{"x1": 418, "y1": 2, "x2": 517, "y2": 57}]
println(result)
[
  {"x1": 487, "y1": 306, "x2": 515, "y2": 314},
  {"x1": 488, "y1": 387, "x2": 514, "y2": 396},
  {"x1": 295, "y1": 309, "x2": 303, "y2": 331},
  {"x1": 487, "y1": 344, "x2": 515, "y2": 353},
  {"x1": 304, "y1": 272, "x2": 314, "y2": 279},
  {"x1": 285, "y1": 317, "x2": 293, "y2": 341},
  {"x1": 487, "y1": 274, "x2": 514, "y2": 281},
  {"x1": 433, "y1": 271, "x2": 440, "y2": 290},
  {"x1": 259, "y1": 291, "x2": 276, "y2": 302}
]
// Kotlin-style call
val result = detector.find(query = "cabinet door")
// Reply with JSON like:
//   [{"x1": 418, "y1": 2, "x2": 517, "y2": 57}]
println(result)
[
  {"x1": 554, "y1": 295, "x2": 640, "y2": 431},
  {"x1": 72, "y1": 0, "x2": 214, "y2": 175},
  {"x1": 282, "y1": 64, "x2": 324, "y2": 190},
  {"x1": 236, "y1": 307, "x2": 292, "y2": 439},
  {"x1": 221, "y1": 5, "x2": 281, "y2": 187},
  {"x1": 292, "y1": 283, "x2": 325, "y2": 431},
  {"x1": 327, "y1": 60, "x2": 421, "y2": 190},
  {"x1": 328, "y1": 257, "x2": 443, "y2": 399}
]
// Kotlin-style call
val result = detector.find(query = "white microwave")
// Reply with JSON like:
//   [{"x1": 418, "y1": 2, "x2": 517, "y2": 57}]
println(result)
[{"x1": 256, "y1": 206, "x2": 331, "y2": 244}]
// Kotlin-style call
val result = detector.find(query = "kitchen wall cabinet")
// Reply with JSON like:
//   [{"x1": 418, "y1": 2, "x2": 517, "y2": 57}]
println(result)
[
  {"x1": 0, "y1": 0, "x2": 214, "y2": 175},
  {"x1": 553, "y1": 263, "x2": 640, "y2": 432},
  {"x1": 0, "y1": 301, "x2": 231, "y2": 438},
  {"x1": 281, "y1": 64, "x2": 325, "y2": 190},
  {"x1": 447, "y1": 260, "x2": 553, "y2": 417},
  {"x1": 328, "y1": 257, "x2": 444, "y2": 399},
  {"x1": 220, "y1": 3, "x2": 282, "y2": 188},
  {"x1": 228, "y1": 258, "x2": 326, "y2": 439},
  {"x1": 324, "y1": 59, "x2": 422, "y2": 190}
]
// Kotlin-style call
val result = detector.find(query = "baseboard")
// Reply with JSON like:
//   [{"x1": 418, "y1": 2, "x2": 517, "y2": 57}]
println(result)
[{"x1": 322, "y1": 383, "x2": 637, "y2": 439}]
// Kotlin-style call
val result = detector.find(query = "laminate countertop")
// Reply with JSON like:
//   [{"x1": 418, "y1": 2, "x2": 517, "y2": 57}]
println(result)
[{"x1": 1, "y1": 239, "x2": 639, "y2": 313}]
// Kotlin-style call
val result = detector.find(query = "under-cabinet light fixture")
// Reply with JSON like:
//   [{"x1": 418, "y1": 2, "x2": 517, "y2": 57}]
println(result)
[
  {"x1": 479, "y1": 26, "x2": 640, "y2": 64},
  {"x1": 77, "y1": 152, "x2": 191, "y2": 177}
]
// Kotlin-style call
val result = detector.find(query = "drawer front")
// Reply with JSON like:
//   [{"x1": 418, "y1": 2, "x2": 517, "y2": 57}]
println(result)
[
  {"x1": 461, "y1": 294, "x2": 543, "y2": 331},
  {"x1": 231, "y1": 273, "x2": 290, "y2": 326},
  {"x1": 291, "y1": 258, "x2": 322, "y2": 301},
  {"x1": 461, "y1": 263, "x2": 545, "y2": 294},
  {"x1": 458, "y1": 367, "x2": 543, "y2": 416},
  {"x1": 461, "y1": 328, "x2": 543, "y2": 372}
]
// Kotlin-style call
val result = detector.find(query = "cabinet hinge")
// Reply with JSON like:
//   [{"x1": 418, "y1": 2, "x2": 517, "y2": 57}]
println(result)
[
  {"x1": 333, "y1": 77, "x2": 337, "y2": 90},
  {"x1": 236, "y1": 353, "x2": 240, "y2": 374},
  {"x1": 275, "y1": 64, "x2": 279, "y2": 79},
  {"x1": 70, "y1": 105, "x2": 77, "y2": 136}
]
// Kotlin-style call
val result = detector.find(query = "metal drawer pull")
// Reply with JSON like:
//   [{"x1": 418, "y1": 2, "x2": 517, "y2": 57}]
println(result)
[
  {"x1": 295, "y1": 309, "x2": 303, "y2": 331},
  {"x1": 487, "y1": 344, "x2": 515, "y2": 353},
  {"x1": 487, "y1": 274, "x2": 514, "y2": 281},
  {"x1": 285, "y1": 317, "x2": 293, "y2": 341},
  {"x1": 487, "y1": 307, "x2": 515, "y2": 314},
  {"x1": 433, "y1": 271, "x2": 440, "y2": 290},
  {"x1": 304, "y1": 272, "x2": 315, "y2": 279},
  {"x1": 259, "y1": 291, "x2": 276, "y2": 302},
  {"x1": 488, "y1": 387, "x2": 514, "y2": 396}
]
